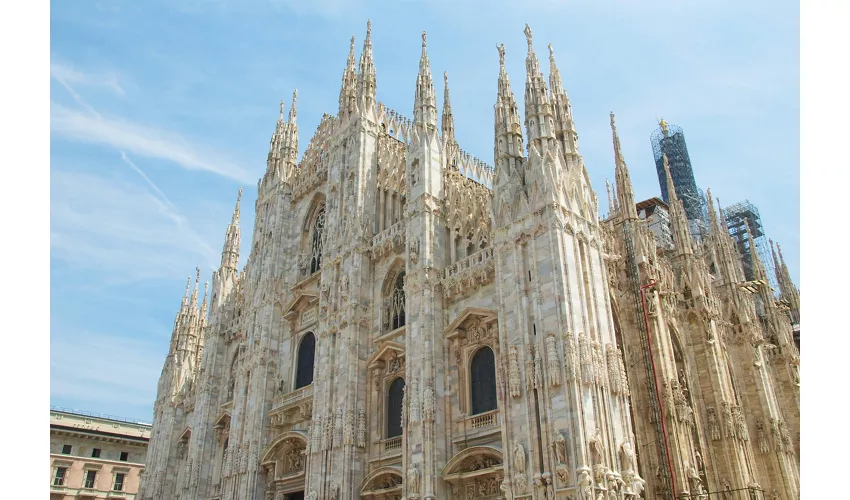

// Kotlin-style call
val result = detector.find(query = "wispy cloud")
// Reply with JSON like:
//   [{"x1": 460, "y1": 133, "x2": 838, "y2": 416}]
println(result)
[
  {"x1": 51, "y1": 60, "x2": 126, "y2": 96},
  {"x1": 50, "y1": 327, "x2": 167, "y2": 416},
  {"x1": 51, "y1": 169, "x2": 221, "y2": 283},
  {"x1": 51, "y1": 103, "x2": 254, "y2": 183}
]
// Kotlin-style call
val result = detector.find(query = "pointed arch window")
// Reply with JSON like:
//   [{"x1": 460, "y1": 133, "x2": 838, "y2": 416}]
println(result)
[
  {"x1": 470, "y1": 346, "x2": 498, "y2": 415},
  {"x1": 386, "y1": 377, "x2": 405, "y2": 438},
  {"x1": 310, "y1": 209, "x2": 325, "y2": 274},
  {"x1": 295, "y1": 332, "x2": 316, "y2": 389},
  {"x1": 391, "y1": 271, "x2": 406, "y2": 330}
]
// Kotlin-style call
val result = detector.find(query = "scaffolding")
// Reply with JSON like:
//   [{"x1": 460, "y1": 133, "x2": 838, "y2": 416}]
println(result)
[
  {"x1": 723, "y1": 200, "x2": 779, "y2": 294},
  {"x1": 650, "y1": 122, "x2": 706, "y2": 239}
]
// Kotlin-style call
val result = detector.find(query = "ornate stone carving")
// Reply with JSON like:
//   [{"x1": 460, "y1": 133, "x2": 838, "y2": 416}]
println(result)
[
  {"x1": 407, "y1": 465, "x2": 420, "y2": 495},
  {"x1": 356, "y1": 407, "x2": 366, "y2": 448},
  {"x1": 778, "y1": 419, "x2": 793, "y2": 452},
  {"x1": 552, "y1": 432, "x2": 567, "y2": 465},
  {"x1": 756, "y1": 420, "x2": 770, "y2": 454},
  {"x1": 564, "y1": 332, "x2": 577, "y2": 382},
  {"x1": 513, "y1": 441, "x2": 528, "y2": 493},
  {"x1": 721, "y1": 401, "x2": 736, "y2": 440},
  {"x1": 620, "y1": 441, "x2": 635, "y2": 471},
  {"x1": 592, "y1": 340, "x2": 605, "y2": 387},
  {"x1": 344, "y1": 407, "x2": 355, "y2": 446},
  {"x1": 323, "y1": 413, "x2": 333, "y2": 451},
  {"x1": 546, "y1": 334, "x2": 561, "y2": 387},
  {"x1": 422, "y1": 379, "x2": 435, "y2": 423},
  {"x1": 334, "y1": 407, "x2": 343, "y2": 448},
  {"x1": 706, "y1": 406, "x2": 722, "y2": 441},
  {"x1": 577, "y1": 467, "x2": 594, "y2": 500},
  {"x1": 617, "y1": 347, "x2": 629, "y2": 396},
  {"x1": 579, "y1": 333, "x2": 594, "y2": 386},
  {"x1": 409, "y1": 377, "x2": 421, "y2": 423},
  {"x1": 733, "y1": 405, "x2": 749, "y2": 442},
  {"x1": 605, "y1": 343, "x2": 621, "y2": 395},
  {"x1": 508, "y1": 345, "x2": 522, "y2": 397}
]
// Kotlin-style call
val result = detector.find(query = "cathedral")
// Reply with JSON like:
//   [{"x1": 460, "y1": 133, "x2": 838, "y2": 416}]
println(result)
[{"x1": 139, "y1": 21, "x2": 801, "y2": 500}]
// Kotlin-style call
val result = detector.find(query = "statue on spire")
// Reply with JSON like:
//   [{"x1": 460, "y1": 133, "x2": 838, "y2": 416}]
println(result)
[
  {"x1": 524, "y1": 24, "x2": 533, "y2": 49},
  {"x1": 422, "y1": 30, "x2": 427, "y2": 47},
  {"x1": 659, "y1": 117, "x2": 669, "y2": 136},
  {"x1": 497, "y1": 44, "x2": 506, "y2": 68}
]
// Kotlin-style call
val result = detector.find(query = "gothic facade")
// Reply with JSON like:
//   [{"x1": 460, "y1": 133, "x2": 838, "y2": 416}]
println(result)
[{"x1": 139, "y1": 22, "x2": 800, "y2": 500}]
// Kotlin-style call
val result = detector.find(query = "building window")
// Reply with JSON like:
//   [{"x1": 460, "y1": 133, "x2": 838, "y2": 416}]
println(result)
[
  {"x1": 61, "y1": 444, "x2": 72, "y2": 455},
  {"x1": 120, "y1": 451, "x2": 129, "y2": 462},
  {"x1": 84, "y1": 470, "x2": 97, "y2": 489},
  {"x1": 113, "y1": 473, "x2": 125, "y2": 491},
  {"x1": 386, "y1": 377, "x2": 406, "y2": 438},
  {"x1": 470, "y1": 346, "x2": 498, "y2": 415},
  {"x1": 295, "y1": 332, "x2": 316, "y2": 389},
  {"x1": 391, "y1": 271, "x2": 406, "y2": 330},
  {"x1": 53, "y1": 467, "x2": 67, "y2": 486},
  {"x1": 91, "y1": 448, "x2": 101, "y2": 458},
  {"x1": 310, "y1": 208, "x2": 325, "y2": 274}
]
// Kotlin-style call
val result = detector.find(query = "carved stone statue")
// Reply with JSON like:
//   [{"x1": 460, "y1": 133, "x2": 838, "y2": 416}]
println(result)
[
  {"x1": 407, "y1": 465, "x2": 420, "y2": 494},
  {"x1": 620, "y1": 440, "x2": 635, "y2": 471},
  {"x1": 513, "y1": 441, "x2": 526, "y2": 473},
  {"x1": 552, "y1": 432, "x2": 567, "y2": 465},
  {"x1": 577, "y1": 468, "x2": 593, "y2": 500},
  {"x1": 508, "y1": 346, "x2": 522, "y2": 397}
]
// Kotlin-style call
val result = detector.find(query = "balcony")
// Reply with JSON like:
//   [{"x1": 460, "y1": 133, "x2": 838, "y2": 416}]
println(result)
[
  {"x1": 382, "y1": 436, "x2": 402, "y2": 452},
  {"x1": 369, "y1": 221, "x2": 405, "y2": 260},
  {"x1": 441, "y1": 247, "x2": 496, "y2": 299},
  {"x1": 454, "y1": 410, "x2": 500, "y2": 444},
  {"x1": 269, "y1": 384, "x2": 314, "y2": 425}
]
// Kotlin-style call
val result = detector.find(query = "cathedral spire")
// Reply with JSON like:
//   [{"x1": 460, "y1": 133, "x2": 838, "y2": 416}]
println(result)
[
  {"x1": 663, "y1": 154, "x2": 694, "y2": 255},
  {"x1": 266, "y1": 100, "x2": 286, "y2": 173},
  {"x1": 547, "y1": 42, "x2": 580, "y2": 157},
  {"x1": 338, "y1": 34, "x2": 358, "y2": 118},
  {"x1": 548, "y1": 43, "x2": 563, "y2": 93},
  {"x1": 523, "y1": 24, "x2": 554, "y2": 146},
  {"x1": 493, "y1": 43, "x2": 524, "y2": 179},
  {"x1": 189, "y1": 266, "x2": 201, "y2": 310},
  {"x1": 220, "y1": 187, "x2": 242, "y2": 271},
  {"x1": 200, "y1": 281, "x2": 209, "y2": 323},
  {"x1": 611, "y1": 112, "x2": 637, "y2": 221},
  {"x1": 413, "y1": 31, "x2": 438, "y2": 133},
  {"x1": 357, "y1": 20, "x2": 377, "y2": 114},
  {"x1": 442, "y1": 71, "x2": 456, "y2": 147},
  {"x1": 744, "y1": 219, "x2": 768, "y2": 282},
  {"x1": 280, "y1": 90, "x2": 299, "y2": 173}
]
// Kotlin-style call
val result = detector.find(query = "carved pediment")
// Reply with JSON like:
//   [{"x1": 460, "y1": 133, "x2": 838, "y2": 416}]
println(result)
[
  {"x1": 359, "y1": 466, "x2": 403, "y2": 495},
  {"x1": 212, "y1": 410, "x2": 231, "y2": 430},
  {"x1": 445, "y1": 307, "x2": 498, "y2": 341},
  {"x1": 282, "y1": 290, "x2": 320, "y2": 321},
  {"x1": 260, "y1": 431, "x2": 308, "y2": 465},
  {"x1": 367, "y1": 341, "x2": 405, "y2": 371},
  {"x1": 442, "y1": 446, "x2": 504, "y2": 481},
  {"x1": 179, "y1": 427, "x2": 192, "y2": 442}
]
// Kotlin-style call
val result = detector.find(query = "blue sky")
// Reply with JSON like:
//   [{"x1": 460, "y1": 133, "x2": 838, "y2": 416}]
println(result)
[{"x1": 50, "y1": 0, "x2": 800, "y2": 421}]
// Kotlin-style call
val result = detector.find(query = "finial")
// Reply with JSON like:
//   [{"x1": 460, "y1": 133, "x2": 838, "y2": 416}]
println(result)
[
  {"x1": 497, "y1": 43, "x2": 506, "y2": 68},
  {"x1": 279, "y1": 100, "x2": 285, "y2": 116},
  {"x1": 548, "y1": 43, "x2": 554, "y2": 60},
  {"x1": 422, "y1": 31, "x2": 427, "y2": 47},
  {"x1": 366, "y1": 19, "x2": 372, "y2": 38},
  {"x1": 524, "y1": 24, "x2": 533, "y2": 50},
  {"x1": 350, "y1": 35, "x2": 356, "y2": 51},
  {"x1": 237, "y1": 186, "x2": 243, "y2": 203},
  {"x1": 195, "y1": 266, "x2": 201, "y2": 285},
  {"x1": 184, "y1": 274, "x2": 192, "y2": 297},
  {"x1": 610, "y1": 111, "x2": 617, "y2": 130},
  {"x1": 444, "y1": 71, "x2": 448, "y2": 86}
]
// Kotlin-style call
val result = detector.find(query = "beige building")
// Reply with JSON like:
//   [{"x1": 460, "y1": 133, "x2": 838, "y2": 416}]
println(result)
[
  {"x1": 140, "y1": 21, "x2": 800, "y2": 500},
  {"x1": 50, "y1": 407, "x2": 151, "y2": 499}
]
